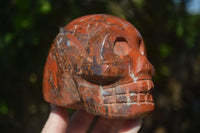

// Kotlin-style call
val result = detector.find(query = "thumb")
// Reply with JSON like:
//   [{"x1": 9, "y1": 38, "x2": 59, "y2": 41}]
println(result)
[{"x1": 42, "y1": 104, "x2": 69, "y2": 133}]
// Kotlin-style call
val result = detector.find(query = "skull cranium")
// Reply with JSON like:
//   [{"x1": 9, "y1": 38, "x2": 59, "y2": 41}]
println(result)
[{"x1": 43, "y1": 14, "x2": 155, "y2": 119}]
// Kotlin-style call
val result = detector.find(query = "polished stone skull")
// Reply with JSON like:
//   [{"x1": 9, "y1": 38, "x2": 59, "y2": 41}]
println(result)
[{"x1": 43, "y1": 14, "x2": 155, "y2": 119}]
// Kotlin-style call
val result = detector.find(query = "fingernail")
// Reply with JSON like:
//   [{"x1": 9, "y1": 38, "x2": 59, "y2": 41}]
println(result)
[
  {"x1": 119, "y1": 119, "x2": 142, "y2": 133},
  {"x1": 126, "y1": 119, "x2": 142, "y2": 133}
]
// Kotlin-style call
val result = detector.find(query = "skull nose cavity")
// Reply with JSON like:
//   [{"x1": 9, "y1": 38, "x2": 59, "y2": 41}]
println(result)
[{"x1": 114, "y1": 37, "x2": 130, "y2": 56}]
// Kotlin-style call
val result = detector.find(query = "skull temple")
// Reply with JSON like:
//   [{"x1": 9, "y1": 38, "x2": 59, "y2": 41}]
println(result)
[{"x1": 43, "y1": 14, "x2": 155, "y2": 119}]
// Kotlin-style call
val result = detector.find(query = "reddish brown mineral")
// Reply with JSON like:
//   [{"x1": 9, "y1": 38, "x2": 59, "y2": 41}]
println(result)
[{"x1": 43, "y1": 14, "x2": 155, "y2": 119}]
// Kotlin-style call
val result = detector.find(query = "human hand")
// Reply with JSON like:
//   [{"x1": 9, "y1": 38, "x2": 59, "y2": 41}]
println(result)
[{"x1": 42, "y1": 104, "x2": 142, "y2": 133}]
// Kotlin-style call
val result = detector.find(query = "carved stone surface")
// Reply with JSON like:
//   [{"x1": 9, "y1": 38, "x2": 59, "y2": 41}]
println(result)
[{"x1": 43, "y1": 14, "x2": 155, "y2": 119}]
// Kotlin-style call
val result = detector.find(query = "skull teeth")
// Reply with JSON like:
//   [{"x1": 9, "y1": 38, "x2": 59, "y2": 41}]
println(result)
[
  {"x1": 103, "y1": 92, "x2": 153, "y2": 104},
  {"x1": 102, "y1": 80, "x2": 154, "y2": 104}
]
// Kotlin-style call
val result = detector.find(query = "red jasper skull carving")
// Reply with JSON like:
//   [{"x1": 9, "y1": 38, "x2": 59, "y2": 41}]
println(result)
[{"x1": 43, "y1": 14, "x2": 155, "y2": 119}]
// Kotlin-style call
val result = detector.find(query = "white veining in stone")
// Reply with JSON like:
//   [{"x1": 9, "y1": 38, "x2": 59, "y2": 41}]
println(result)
[{"x1": 100, "y1": 34, "x2": 108, "y2": 60}]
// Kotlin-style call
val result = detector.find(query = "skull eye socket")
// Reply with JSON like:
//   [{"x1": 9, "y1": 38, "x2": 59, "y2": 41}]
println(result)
[
  {"x1": 80, "y1": 75, "x2": 121, "y2": 86},
  {"x1": 114, "y1": 37, "x2": 130, "y2": 56}
]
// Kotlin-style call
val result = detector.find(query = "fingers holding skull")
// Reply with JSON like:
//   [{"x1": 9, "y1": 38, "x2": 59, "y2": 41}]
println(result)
[{"x1": 42, "y1": 105, "x2": 142, "y2": 133}]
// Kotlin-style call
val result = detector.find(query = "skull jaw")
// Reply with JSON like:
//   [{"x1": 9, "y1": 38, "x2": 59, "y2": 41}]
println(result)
[{"x1": 77, "y1": 79, "x2": 154, "y2": 119}]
